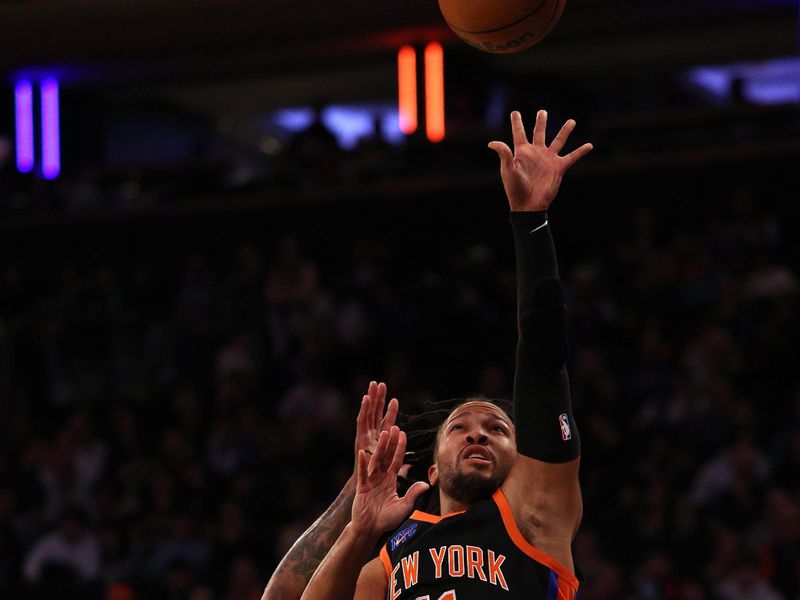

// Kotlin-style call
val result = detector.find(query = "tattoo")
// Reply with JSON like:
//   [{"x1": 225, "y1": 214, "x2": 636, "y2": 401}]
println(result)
[{"x1": 264, "y1": 482, "x2": 355, "y2": 598}]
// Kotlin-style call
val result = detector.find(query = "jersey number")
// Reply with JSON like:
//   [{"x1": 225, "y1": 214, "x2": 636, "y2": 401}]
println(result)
[{"x1": 415, "y1": 592, "x2": 456, "y2": 600}]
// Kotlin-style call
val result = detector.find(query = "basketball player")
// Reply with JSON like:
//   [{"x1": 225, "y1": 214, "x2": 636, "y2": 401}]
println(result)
[{"x1": 268, "y1": 109, "x2": 592, "y2": 600}]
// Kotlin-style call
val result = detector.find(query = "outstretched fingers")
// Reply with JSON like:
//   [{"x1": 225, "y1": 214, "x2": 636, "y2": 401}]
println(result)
[
  {"x1": 510, "y1": 110, "x2": 529, "y2": 150},
  {"x1": 563, "y1": 142, "x2": 594, "y2": 169},
  {"x1": 388, "y1": 430, "x2": 407, "y2": 475},
  {"x1": 487, "y1": 141, "x2": 513, "y2": 170},
  {"x1": 356, "y1": 394, "x2": 370, "y2": 436},
  {"x1": 356, "y1": 449, "x2": 370, "y2": 486},
  {"x1": 368, "y1": 429, "x2": 391, "y2": 476},
  {"x1": 379, "y1": 426, "x2": 401, "y2": 473},
  {"x1": 549, "y1": 119, "x2": 576, "y2": 154},
  {"x1": 381, "y1": 397, "x2": 399, "y2": 432},
  {"x1": 372, "y1": 382, "x2": 386, "y2": 430},
  {"x1": 365, "y1": 381, "x2": 377, "y2": 428},
  {"x1": 532, "y1": 109, "x2": 548, "y2": 146}
]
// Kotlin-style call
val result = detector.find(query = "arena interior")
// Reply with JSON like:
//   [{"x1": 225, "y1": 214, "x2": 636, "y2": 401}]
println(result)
[{"x1": 0, "y1": 1, "x2": 798, "y2": 599}]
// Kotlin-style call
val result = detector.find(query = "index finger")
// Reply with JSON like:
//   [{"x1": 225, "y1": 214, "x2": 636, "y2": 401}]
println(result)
[
  {"x1": 510, "y1": 111, "x2": 529, "y2": 151},
  {"x1": 380, "y1": 426, "x2": 401, "y2": 472},
  {"x1": 389, "y1": 431, "x2": 407, "y2": 475},
  {"x1": 369, "y1": 430, "x2": 391, "y2": 476}
]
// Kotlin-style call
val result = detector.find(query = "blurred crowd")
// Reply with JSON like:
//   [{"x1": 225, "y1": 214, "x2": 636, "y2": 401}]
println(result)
[
  {"x1": 1, "y1": 81, "x2": 791, "y2": 220},
  {"x1": 0, "y1": 180, "x2": 798, "y2": 600}
]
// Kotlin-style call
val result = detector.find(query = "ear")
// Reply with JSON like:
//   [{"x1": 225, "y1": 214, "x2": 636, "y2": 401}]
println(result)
[{"x1": 427, "y1": 463, "x2": 439, "y2": 486}]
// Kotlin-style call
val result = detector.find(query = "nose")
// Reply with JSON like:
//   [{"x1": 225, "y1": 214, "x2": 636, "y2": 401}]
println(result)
[{"x1": 466, "y1": 431, "x2": 488, "y2": 445}]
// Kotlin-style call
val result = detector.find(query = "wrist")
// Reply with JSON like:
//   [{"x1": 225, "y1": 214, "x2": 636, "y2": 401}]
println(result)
[
  {"x1": 510, "y1": 210, "x2": 548, "y2": 230},
  {"x1": 510, "y1": 209, "x2": 547, "y2": 217},
  {"x1": 342, "y1": 522, "x2": 381, "y2": 553}
]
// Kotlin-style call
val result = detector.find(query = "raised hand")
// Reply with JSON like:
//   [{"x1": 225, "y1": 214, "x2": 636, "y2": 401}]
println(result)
[
  {"x1": 354, "y1": 381, "x2": 400, "y2": 476},
  {"x1": 488, "y1": 110, "x2": 593, "y2": 212},
  {"x1": 351, "y1": 426, "x2": 429, "y2": 537}
]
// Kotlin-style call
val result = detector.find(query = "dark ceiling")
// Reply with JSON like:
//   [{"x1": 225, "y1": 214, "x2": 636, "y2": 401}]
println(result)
[
  {"x1": 0, "y1": 0, "x2": 796, "y2": 151},
  {"x1": 0, "y1": 0, "x2": 796, "y2": 83}
]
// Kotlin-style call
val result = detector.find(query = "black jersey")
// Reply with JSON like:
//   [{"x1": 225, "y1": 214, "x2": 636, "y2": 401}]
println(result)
[{"x1": 379, "y1": 488, "x2": 578, "y2": 600}]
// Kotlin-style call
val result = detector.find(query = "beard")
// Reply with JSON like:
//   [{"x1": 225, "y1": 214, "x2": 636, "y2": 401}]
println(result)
[{"x1": 439, "y1": 464, "x2": 508, "y2": 505}]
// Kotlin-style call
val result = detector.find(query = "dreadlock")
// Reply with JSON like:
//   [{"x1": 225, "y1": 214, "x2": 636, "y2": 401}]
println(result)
[{"x1": 397, "y1": 396, "x2": 515, "y2": 513}]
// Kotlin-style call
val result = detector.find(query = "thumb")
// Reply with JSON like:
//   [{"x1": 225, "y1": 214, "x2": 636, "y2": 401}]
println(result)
[
  {"x1": 401, "y1": 481, "x2": 430, "y2": 510},
  {"x1": 487, "y1": 141, "x2": 513, "y2": 168}
]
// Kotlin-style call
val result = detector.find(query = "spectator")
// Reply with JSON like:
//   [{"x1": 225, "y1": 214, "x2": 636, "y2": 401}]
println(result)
[
  {"x1": 23, "y1": 507, "x2": 100, "y2": 583},
  {"x1": 716, "y1": 553, "x2": 784, "y2": 600}
]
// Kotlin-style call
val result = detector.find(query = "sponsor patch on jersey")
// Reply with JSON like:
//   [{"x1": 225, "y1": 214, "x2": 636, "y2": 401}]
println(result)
[
  {"x1": 559, "y1": 413, "x2": 572, "y2": 441},
  {"x1": 390, "y1": 523, "x2": 418, "y2": 550}
]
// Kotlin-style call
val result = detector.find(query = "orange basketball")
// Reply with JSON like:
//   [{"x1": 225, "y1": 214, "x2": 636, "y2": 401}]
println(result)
[{"x1": 438, "y1": 0, "x2": 566, "y2": 54}]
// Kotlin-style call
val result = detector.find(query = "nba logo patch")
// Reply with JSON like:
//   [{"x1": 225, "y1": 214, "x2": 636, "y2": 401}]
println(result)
[
  {"x1": 559, "y1": 413, "x2": 572, "y2": 441},
  {"x1": 390, "y1": 523, "x2": 418, "y2": 550}
]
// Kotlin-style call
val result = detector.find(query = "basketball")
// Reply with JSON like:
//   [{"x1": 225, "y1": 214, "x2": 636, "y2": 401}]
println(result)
[{"x1": 438, "y1": 0, "x2": 566, "y2": 54}]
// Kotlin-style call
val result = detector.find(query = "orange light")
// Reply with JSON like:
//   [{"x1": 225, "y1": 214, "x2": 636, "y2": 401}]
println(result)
[
  {"x1": 397, "y1": 45, "x2": 418, "y2": 135},
  {"x1": 424, "y1": 42, "x2": 445, "y2": 143}
]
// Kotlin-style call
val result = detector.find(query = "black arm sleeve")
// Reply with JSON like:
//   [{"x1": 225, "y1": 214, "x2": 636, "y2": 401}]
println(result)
[{"x1": 510, "y1": 210, "x2": 580, "y2": 463}]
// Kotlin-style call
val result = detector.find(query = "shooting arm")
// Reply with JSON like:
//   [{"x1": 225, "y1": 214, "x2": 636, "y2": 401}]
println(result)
[
  {"x1": 511, "y1": 210, "x2": 580, "y2": 465},
  {"x1": 503, "y1": 210, "x2": 583, "y2": 559}
]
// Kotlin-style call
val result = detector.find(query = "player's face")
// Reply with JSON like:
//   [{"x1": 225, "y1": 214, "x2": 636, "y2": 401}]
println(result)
[{"x1": 429, "y1": 401, "x2": 516, "y2": 506}]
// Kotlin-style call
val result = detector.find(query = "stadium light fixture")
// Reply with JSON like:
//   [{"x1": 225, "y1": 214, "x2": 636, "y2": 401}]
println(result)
[
  {"x1": 424, "y1": 42, "x2": 445, "y2": 143},
  {"x1": 14, "y1": 80, "x2": 35, "y2": 173},
  {"x1": 397, "y1": 45, "x2": 418, "y2": 135},
  {"x1": 41, "y1": 77, "x2": 61, "y2": 179}
]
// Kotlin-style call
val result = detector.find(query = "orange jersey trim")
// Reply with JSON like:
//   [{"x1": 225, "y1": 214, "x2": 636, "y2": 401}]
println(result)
[
  {"x1": 557, "y1": 575, "x2": 578, "y2": 600},
  {"x1": 409, "y1": 509, "x2": 465, "y2": 524},
  {"x1": 379, "y1": 545, "x2": 393, "y2": 580},
  {"x1": 492, "y1": 489, "x2": 579, "y2": 590}
]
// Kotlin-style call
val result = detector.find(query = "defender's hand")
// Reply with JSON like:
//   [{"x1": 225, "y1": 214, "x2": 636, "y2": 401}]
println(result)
[
  {"x1": 352, "y1": 427, "x2": 429, "y2": 538},
  {"x1": 488, "y1": 110, "x2": 593, "y2": 212},
  {"x1": 354, "y1": 381, "x2": 399, "y2": 476}
]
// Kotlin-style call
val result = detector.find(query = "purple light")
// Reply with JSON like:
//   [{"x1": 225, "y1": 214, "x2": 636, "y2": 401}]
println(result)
[
  {"x1": 41, "y1": 78, "x2": 60, "y2": 179},
  {"x1": 14, "y1": 80, "x2": 34, "y2": 173}
]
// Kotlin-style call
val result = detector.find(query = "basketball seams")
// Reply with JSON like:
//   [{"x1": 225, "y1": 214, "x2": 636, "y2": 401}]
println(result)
[
  {"x1": 468, "y1": 0, "x2": 565, "y2": 54},
  {"x1": 443, "y1": 0, "x2": 548, "y2": 35}
]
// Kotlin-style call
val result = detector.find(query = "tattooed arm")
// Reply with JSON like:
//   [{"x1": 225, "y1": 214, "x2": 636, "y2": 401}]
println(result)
[
  {"x1": 262, "y1": 382, "x2": 400, "y2": 600},
  {"x1": 262, "y1": 477, "x2": 356, "y2": 600}
]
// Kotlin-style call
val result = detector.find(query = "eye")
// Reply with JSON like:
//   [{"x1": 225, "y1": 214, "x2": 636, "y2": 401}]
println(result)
[
  {"x1": 450, "y1": 423, "x2": 463, "y2": 432},
  {"x1": 493, "y1": 424, "x2": 508, "y2": 434}
]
